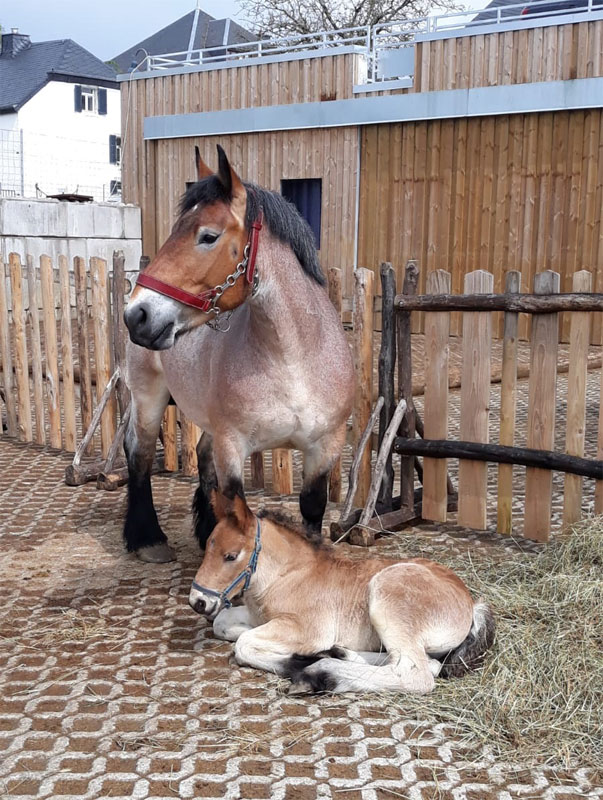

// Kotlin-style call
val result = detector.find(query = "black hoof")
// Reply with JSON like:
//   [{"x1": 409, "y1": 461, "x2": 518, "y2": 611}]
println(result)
[{"x1": 136, "y1": 542, "x2": 176, "y2": 563}]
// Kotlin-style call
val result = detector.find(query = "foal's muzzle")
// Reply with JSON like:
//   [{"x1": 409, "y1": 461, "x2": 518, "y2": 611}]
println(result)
[{"x1": 188, "y1": 590, "x2": 220, "y2": 620}]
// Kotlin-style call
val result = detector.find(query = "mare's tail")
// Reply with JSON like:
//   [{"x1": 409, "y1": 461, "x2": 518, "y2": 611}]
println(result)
[{"x1": 438, "y1": 602, "x2": 495, "y2": 679}]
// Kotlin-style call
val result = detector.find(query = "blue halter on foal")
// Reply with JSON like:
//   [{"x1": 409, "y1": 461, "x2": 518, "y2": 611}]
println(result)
[{"x1": 191, "y1": 517, "x2": 262, "y2": 610}]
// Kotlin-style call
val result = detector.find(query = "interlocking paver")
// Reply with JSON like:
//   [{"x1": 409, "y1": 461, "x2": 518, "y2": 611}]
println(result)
[{"x1": 1, "y1": 372, "x2": 602, "y2": 799}]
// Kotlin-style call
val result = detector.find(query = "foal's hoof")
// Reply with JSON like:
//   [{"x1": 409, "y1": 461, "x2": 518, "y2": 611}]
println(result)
[
  {"x1": 136, "y1": 543, "x2": 176, "y2": 563},
  {"x1": 288, "y1": 680, "x2": 313, "y2": 696}
]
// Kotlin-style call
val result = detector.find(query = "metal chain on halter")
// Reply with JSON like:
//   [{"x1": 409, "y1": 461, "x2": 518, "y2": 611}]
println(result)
[{"x1": 206, "y1": 242, "x2": 252, "y2": 332}]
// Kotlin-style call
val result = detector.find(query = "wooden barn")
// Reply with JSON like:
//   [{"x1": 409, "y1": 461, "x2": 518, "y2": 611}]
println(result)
[{"x1": 119, "y1": 0, "x2": 603, "y2": 342}]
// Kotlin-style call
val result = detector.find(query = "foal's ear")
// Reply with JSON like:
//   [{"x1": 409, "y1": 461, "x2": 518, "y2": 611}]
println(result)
[
  {"x1": 195, "y1": 145, "x2": 213, "y2": 181},
  {"x1": 210, "y1": 489, "x2": 254, "y2": 531},
  {"x1": 231, "y1": 494, "x2": 254, "y2": 530},
  {"x1": 216, "y1": 145, "x2": 247, "y2": 223}
]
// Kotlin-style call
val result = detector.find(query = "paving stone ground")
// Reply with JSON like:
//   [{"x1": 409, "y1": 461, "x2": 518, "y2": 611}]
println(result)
[{"x1": 1, "y1": 369, "x2": 602, "y2": 800}]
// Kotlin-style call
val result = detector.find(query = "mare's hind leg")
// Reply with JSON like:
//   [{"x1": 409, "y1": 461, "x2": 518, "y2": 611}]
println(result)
[
  {"x1": 193, "y1": 432, "x2": 218, "y2": 549},
  {"x1": 123, "y1": 344, "x2": 173, "y2": 562},
  {"x1": 300, "y1": 425, "x2": 346, "y2": 535}
]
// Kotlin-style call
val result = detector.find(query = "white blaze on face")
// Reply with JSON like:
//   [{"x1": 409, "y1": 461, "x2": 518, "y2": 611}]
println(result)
[{"x1": 188, "y1": 584, "x2": 221, "y2": 619}]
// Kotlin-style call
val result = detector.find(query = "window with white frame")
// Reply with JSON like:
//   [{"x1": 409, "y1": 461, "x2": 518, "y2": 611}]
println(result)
[
  {"x1": 74, "y1": 85, "x2": 107, "y2": 115},
  {"x1": 81, "y1": 86, "x2": 97, "y2": 112}
]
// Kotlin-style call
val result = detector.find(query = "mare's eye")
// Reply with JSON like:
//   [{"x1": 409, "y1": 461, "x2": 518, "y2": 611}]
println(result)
[
  {"x1": 224, "y1": 552, "x2": 238, "y2": 562},
  {"x1": 198, "y1": 231, "x2": 220, "y2": 246}
]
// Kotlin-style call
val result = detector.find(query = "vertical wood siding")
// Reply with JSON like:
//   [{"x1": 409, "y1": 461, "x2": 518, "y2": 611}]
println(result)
[{"x1": 358, "y1": 110, "x2": 603, "y2": 343}]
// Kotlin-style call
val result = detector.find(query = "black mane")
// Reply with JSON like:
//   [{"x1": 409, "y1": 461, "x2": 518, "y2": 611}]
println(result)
[
  {"x1": 179, "y1": 177, "x2": 325, "y2": 286},
  {"x1": 257, "y1": 507, "x2": 329, "y2": 550}
]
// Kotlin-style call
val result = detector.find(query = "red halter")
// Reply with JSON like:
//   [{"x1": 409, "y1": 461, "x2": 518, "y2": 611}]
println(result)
[{"x1": 135, "y1": 213, "x2": 263, "y2": 314}]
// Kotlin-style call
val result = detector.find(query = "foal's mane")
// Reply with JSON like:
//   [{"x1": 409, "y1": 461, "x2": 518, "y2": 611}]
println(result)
[
  {"x1": 179, "y1": 177, "x2": 325, "y2": 286},
  {"x1": 257, "y1": 507, "x2": 329, "y2": 551}
]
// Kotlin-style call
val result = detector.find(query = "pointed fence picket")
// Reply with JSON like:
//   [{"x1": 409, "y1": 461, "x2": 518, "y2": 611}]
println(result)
[{"x1": 0, "y1": 251, "x2": 600, "y2": 543}]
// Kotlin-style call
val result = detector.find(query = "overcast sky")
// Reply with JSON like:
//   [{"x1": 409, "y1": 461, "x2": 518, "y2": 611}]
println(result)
[
  {"x1": 1, "y1": 0, "x2": 491, "y2": 63},
  {"x1": 0, "y1": 0, "x2": 245, "y2": 61}
]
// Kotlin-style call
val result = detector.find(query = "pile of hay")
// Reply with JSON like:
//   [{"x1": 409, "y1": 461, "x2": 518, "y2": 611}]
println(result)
[{"x1": 387, "y1": 516, "x2": 603, "y2": 773}]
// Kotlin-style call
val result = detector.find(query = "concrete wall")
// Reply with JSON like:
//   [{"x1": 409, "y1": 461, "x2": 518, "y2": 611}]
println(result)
[{"x1": 0, "y1": 197, "x2": 142, "y2": 268}]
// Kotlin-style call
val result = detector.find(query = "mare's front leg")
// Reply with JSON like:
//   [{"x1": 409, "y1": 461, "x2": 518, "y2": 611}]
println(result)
[
  {"x1": 193, "y1": 431, "x2": 217, "y2": 549},
  {"x1": 123, "y1": 344, "x2": 173, "y2": 562},
  {"x1": 212, "y1": 430, "x2": 247, "y2": 501},
  {"x1": 300, "y1": 425, "x2": 346, "y2": 535}
]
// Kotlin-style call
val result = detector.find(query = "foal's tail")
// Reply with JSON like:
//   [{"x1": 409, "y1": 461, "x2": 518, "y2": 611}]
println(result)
[{"x1": 439, "y1": 602, "x2": 495, "y2": 679}]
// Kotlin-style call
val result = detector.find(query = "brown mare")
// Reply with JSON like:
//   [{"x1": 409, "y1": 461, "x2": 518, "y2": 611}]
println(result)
[
  {"x1": 189, "y1": 492, "x2": 495, "y2": 694},
  {"x1": 123, "y1": 146, "x2": 354, "y2": 562}
]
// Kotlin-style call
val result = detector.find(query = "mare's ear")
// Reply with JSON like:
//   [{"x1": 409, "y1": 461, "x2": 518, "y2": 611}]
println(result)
[
  {"x1": 210, "y1": 490, "x2": 254, "y2": 531},
  {"x1": 216, "y1": 145, "x2": 247, "y2": 223},
  {"x1": 195, "y1": 145, "x2": 213, "y2": 180}
]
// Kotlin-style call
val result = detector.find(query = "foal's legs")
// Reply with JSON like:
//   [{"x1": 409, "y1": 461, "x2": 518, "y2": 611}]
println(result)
[
  {"x1": 123, "y1": 346, "x2": 173, "y2": 562},
  {"x1": 288, "y1": 570, "x2": 442, "y2": 695},
  {"x1": 300, "y1": 425, "x2": 346, "y2": 534},
  {"x1": 212, "y1": 606, "x2": 254, "y2": 642},
  {"x1": 233, "y1": 618, "x2": 310, "y2": 676},
  {"x1": 193, "y1": 432, "x2": 217, "y2": 549}
]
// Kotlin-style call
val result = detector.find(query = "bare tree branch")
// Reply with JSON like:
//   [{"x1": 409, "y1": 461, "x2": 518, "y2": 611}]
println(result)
[{"x1": 241, "y1": 0, "x2": 466, "y2": 38}]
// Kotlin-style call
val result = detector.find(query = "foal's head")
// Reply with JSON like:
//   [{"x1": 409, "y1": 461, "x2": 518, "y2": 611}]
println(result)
[
  {"x1": 189, "y1": 491, "x2": 257, "y2": 620},
  {"x1": 125, "y1": 146, "x2": 254, "y2": 349}
]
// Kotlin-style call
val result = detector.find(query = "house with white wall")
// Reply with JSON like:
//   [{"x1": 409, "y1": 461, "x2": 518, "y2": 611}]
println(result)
[{"x1": 0, "y1": 29, "x2": 121, "y2": 201}]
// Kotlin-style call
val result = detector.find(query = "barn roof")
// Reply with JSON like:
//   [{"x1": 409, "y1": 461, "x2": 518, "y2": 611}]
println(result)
[
  {"x1": 111, "y1": 9, "x2": 256, "y2": 74},
  {"x1": 0, "y1": 33, "x2": 118, "y2": 114}
]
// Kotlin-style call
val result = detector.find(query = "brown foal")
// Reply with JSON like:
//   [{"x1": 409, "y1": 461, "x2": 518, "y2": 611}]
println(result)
[{"x1": 189, "y1": 493, "x2": 495, "y2": 695}]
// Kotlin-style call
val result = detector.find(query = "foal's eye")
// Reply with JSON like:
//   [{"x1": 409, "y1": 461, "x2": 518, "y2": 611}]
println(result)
[
  {"x1": 224, "y1": 553, "x2": 238, "y2": 562},
  {"x1": 198, "y1": 230, "x2": 220, "y2": 246}
]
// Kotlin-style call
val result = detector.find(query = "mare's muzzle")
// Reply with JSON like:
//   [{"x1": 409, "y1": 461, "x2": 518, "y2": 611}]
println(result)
[{"x1": 124, "y1": 299, "x2": 176, "y2": 350}]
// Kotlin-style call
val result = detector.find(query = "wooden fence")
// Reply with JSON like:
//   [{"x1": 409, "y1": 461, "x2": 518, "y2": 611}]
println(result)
[
  {"x1": 1, "y1": 251, "x2": 601, "y2": 543},
  {"x1": 366, "y1": 263, "x2": 602, "y2": 543},
  {"x1": 0, "y1": 253, "x2": 361, "y2": 498}
]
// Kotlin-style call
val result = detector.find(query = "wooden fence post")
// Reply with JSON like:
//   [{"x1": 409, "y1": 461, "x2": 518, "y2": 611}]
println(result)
[
  {"x1": 181, "y1": 414, "x2": 200, "y2": 477},
  {"x1": 0, "y1": 261, "x2": 17, "y2": 438},
  {"x1": 58, "y1": 254, "x2": 77, "y2": 452},
  {"x1": 111, "y1": 250, "x2": 130, "y2": 416},
  {"x1": 328, "y1": 266, "x2": 343, "y2": 503},
  {"x1": 8, "y1": 253, "x2": 32, "y2": 442},
  {"x1": 40, "y1": 255, "x2": 62, "y2": 449},
  {"x1": 26, "y1": 255, "x2": 45, "y2": 445},
  {"x1": 497, "y1": 270, "x2": 521, "y2": 534},
  {"x1": 90, "y1": 257, "x2": 117, "y2": 458},
  {"x1": 377, "y1": 263, "x2": 396, "y2": 511},
  {"x1": 458, "y1": 269, "x2": 494, "y2": 530},
  {"x1": 272, "y1": 449, "x2": 293, "y2": 495},
  {"x1": 397, "y1": 260, "x2": 419, "y2": 512},
  {"x1": 250, "y1": 453, "x2": 265, "y2": 490},
  {"x1": 563, "y1": 270, "x2": 592, "y2": 527},
  {"x1": 74, "y1": 256, "x2": 93, "y2": 453},
  {"x1": 422, "y1": 269, "x2": 451, "y2": 522},
  {"x1": 596, "y1": 361, "x2": 603, "y2": 515},
  {"x1": 353, "y1": 267, "x2": 374, "y2": 507},
  {"x1": 163, "y1": 406, "x2": 179, "y2": 471},
  {"x1": 524, "y1": 270, "x2": 560, "y2": 542}
]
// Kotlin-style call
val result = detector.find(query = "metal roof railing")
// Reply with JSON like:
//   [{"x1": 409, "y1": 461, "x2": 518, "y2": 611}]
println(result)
[{"x1": 143, "y1": 0, "x2": 602, "y2": 82}]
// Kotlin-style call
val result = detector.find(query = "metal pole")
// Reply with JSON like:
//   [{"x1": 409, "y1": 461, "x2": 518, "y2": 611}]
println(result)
[{"x1": 19, "y1": 129, "x2": 24, "y2": 196}]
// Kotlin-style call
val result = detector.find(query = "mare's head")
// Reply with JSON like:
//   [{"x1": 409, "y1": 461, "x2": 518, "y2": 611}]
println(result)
[
  {"x1": 189, "y1": 491, "x2": 257, "y2": 620},
  {"x1": 124, "y1": 146, "x2": 254, "y2": 349}
]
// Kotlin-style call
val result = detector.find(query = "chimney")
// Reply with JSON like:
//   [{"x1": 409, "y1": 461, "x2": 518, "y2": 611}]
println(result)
[{"x1": 0, "y1": 29, "x2": 32, "y2": 57}]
